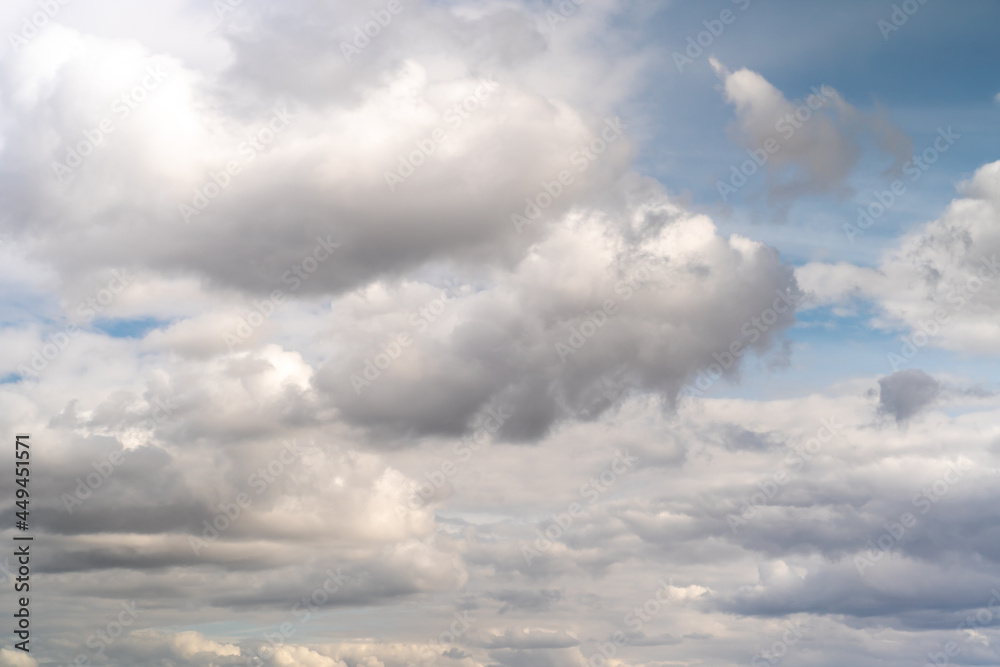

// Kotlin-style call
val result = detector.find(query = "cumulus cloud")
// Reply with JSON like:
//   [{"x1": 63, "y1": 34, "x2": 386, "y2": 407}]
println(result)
[
  {"x1": 315, "y1": 176, "x2": 799, "y2": 443},
  {"x1": 0, "y1": 649, "x2": 38, "y2": 667},
  {"x1": 1, "y1": 13, "x2": 635, "y2": 299},
  {"x1": 798, "y1": 160, "x2": 1000, "y2": 355}
]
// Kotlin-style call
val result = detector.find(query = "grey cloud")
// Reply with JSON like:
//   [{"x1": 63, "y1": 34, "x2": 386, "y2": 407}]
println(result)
[
  {"x1": 486, "y1": 648, "x2": 585, "y2": 667},
  {"x1": 481, "y1": 629, "x2": 580, "y2": 650},
  {"x1": 877, "y1": 369, "x2": 941, "y2": 423},
  {"x1": 716, "y1": 559, "x2": 1000, "y2": 620},
  {"x1": 622, "y1": 631, "x2": 682, "y2": 646},
  {"x1": 711, "y1": 60, "x2": 912, "y2": 208},
  {"x1": 489, "y1": 589, "x2": 563, "y2": 614},
  {"x1": 316, "y1": 177, "x2": 800, "y2": 444}
]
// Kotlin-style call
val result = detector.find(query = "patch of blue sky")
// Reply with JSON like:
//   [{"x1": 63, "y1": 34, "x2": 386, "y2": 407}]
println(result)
[
  {"x1": 0, "y1": 287, "x2": 64, "y2": 330},
  {"x1": 93, "y1": 316, "x2": 171, "y2": 339},
  {"x1": 707, "y1": 300, "x2": 1000, "y2": 401}
]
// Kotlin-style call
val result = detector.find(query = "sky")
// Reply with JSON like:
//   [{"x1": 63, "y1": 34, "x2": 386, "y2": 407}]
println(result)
[{"x1": 0, "y1": 0, "x2": 999, "y2": 666}]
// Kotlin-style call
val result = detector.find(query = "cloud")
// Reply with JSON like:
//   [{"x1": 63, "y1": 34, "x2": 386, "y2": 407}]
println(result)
[
  {"x1": 0, "y1": 649, "x2": 38, "y2": 667},
  {"x1": 1, "y1": 10, "x2": 637, "y2": 300},
  {"x1": 877, "y1": 369, "x2": 941, "y2": 423},
  {"x1": 480, "y1": 628, "x2": 580, "y2": 650},
  {"x1": 798, "y1": 159, "x2": 1000, "y2": 356},
  {"x1": 622, "y1": 631, "x2": 682, "y2": 646},
  {"x1": 110, "y1": 630, "x2": 242, "y2": 666},
  {"x1": 710, "y1": 59, "x2": 912, "y2": 206},
  {"x1": 489, "y1": 589, "x2": 562, "y2": 614},
  {"x1": 487, "y1": 648, "x2": 588, "y2": 667},
  {"x1": 314, "y1": 176, "x2": 799, "y2": 443}
]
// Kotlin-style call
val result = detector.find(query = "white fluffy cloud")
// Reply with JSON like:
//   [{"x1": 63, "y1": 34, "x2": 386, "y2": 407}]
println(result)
[{"x1": 798, "y1": 159, "x2": 1000, "y2": 355}]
